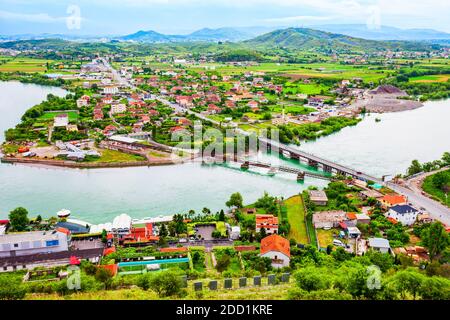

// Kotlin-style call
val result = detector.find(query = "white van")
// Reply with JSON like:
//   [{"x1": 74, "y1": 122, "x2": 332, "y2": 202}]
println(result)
[{"x1": 333, "y1": 239, "x2": 345, "y2": 247}]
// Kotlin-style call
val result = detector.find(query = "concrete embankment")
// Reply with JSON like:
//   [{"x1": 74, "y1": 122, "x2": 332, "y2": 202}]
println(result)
[{"x1": 0, "y1": 157, "x2": 179, "y2": 169}]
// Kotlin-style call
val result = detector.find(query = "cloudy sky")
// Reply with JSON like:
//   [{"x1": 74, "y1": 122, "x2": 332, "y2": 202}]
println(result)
[{"x1": 0, "y1": 0, "x2": 449, "y2": 35}]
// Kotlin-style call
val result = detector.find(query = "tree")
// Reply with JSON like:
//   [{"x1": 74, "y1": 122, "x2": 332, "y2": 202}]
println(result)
[
  {"x1": 419, "y1": 276, "x2": 450, "y2": 300},
  {"x1": 95, "y1": 268, "x2": 114, "y2": 289},
  {"x1": 211, "y1": 230, "x2": 222, "y2": 239},
  {"x1": 216, "y1": 254, "x2": 231, "y2": 273},
  {"x1": 294, "y1": 267, "x2": 330, "y2": 292},
  {"x1": 226, "y1": 192, "x2": 243, "y2": 209},
  {"x1": 256, "y1": 227, "x2": 267, "y2": 242},
  {"x1": 218, "y1": 210, "x2": 225, "y2": 222},
  {"x1": 407, "y1": 160, "x2": 422, "y2": 176},
  {"x1": 442, "y1": 152, "x2": 450, "y2": 166},
  {"x1": 421, "y1": 222, "x2": 449, "y2": 261},
  {"x1": 9, "y1": 207, "x2": 29, "y2": 231},
  {"x1": 146, "y1": 270, "x2": 183, "y2": 297},
  {"x1": 392, "y1": 269, "x2": 425, "y2": 300}
]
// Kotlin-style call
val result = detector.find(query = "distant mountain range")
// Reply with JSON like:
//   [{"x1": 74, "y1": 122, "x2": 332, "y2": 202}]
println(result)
[
  {"x1": 312, "y1": 24, "x2": 450, "y2": 41},
  {"x1": 1, "y1": 25, "x2": 449, "y2": 43},
  {"x1": 117, "y1": 26, "x2": 279, "y2": 43}
]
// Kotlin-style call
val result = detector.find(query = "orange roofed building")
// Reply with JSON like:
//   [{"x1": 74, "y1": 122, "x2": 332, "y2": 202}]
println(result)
[
  {"x1": 379, "y1": 194, "x2": 408, "y2": 209},
  {"x1": 260, "y1": 234, "x2": 290, "y2": 268},
  {"x1": 123, "y1": 223, "x2": 159, "y2": 244},
  {"x1": 256, "y1": 214, "x2": 278, "y2": 235}
]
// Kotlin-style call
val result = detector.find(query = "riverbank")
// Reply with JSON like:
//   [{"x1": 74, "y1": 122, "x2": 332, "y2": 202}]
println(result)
[{"x1": 0, "y1": 156, "x2": 180, "y2": 169}]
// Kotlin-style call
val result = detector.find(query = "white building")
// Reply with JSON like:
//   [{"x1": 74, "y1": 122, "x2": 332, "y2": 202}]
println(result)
[
  {"x1": 112, "y1": 214, "x2": 132, "y2": 237},
  {"x1": 260, "y1": 234, "x2": 290, "y2": 269},
  {"x1": 103, "y1": 86, "x2": 119, "y2": 95},
  {"x1": 111, "y1": 103, "x2": 127, "y2": 115},
  {"x1": 387, "y1": 205, "x2": 419, "y2": 226},
  {"x1": 227, "y1": 225, "x2": 241, "y2": 240},
  {"x1": 54, "y1": 114, "x2": 69, "y2": 127},
  {"x1": 0, "y1": 230, "x2": 69, "y2": 258},
  {"x1": 368, "y1": 238, "x2": 391, "y2": 254}
]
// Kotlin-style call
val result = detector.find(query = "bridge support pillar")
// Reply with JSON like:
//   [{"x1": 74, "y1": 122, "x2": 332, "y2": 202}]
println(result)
[
  {"x1": 323, "y1": 165, "x2": 333, "y2": 173},
  {"x1": 297, "y1": 172, "x2": 305, "y2": 182},
  {"x1": 308, "y1": 160, "x2": 318, "y2": 168},
  {"x1": 241, "y1": 161, "x2": 249, "y2": 170}
]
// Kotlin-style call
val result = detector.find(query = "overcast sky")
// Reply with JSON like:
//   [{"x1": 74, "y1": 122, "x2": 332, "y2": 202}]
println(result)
[{"x1": 1, "y1": 0, "x2": 449, "y2": 35}]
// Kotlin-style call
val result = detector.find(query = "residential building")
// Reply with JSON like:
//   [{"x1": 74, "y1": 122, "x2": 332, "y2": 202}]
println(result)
[
  {"x1": 312, "y1": 210, "x2": 347, "y2": 229},
  {"x1": 112, "y1": 214, "x2": 132, "y2": 238},
  {"x1": 54, "y1": 114, "x2": 69, "y2": 127},
  {"x1": 111, "y1": 103, "x2": 127, "y2": 115},
  {"x1": 387, "y1": 205, "x2": 419, "y2": 226},
  {"x1": 379, "y1": 194, "x2": 407, "y2": 209},
  {"x1": 355, "y1": 213, "x2": 371, "y2": 224},
  {"x1": 308, "y1": 190, "x2": 328, "y2": 206},
  {"x1": 260, "y1": 234, "x2": 290, "y2": 268},
  {"x1": 103, "y1": 86, "x2": 119, "y2": 95},
  {"x1": 368, "y1": 238, "x2": 391, "y2": 254},
  {"x1": 0, "y1": 230, "x2": 70, "y2": 258},
  {"x1": 256, "y1": 214, "x2": 278, "y2": 234}
]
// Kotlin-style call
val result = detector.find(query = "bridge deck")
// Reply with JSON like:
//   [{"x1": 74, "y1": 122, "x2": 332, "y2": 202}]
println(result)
[{"x1": 259, "y1": 138, "x2": 380, "y2": 183}]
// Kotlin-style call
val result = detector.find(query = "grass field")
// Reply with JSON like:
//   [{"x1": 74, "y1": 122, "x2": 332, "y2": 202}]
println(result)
[
  {"x1": 187, "y1": 62, "x2": 392, "y2": 82},
  {"x1": 422, "y1": 169, "x2": 450, "y2": 207},
  {"x1": 0, "y1": 57, "x2": 53, "y2": 73},
  {"x1": 283, "y1": 82, "x2": 331, "y2": 95},
  {"x1": 317, "y1": 229, "x2": 336, "y2": 248},
  {"x1": 37, "y1": 111, "x2": 79, "y2": 122},
  {"x1": 25, "y1": 281, "x2": 293, "y2": 300},
  {"x1": 409, "y1": 74, "x2": 450, "y2": 83},
  {"x1": 94, "y1": 149, "x2": 146, "y2": 163},
  {"x1": 285, "y1": 195, "x2": 309, "y2": 245}
]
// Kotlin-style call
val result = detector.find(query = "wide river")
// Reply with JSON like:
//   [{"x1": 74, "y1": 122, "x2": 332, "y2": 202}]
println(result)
[{"x1": 0, "y1": 81, "x2": 449, "y2": 223}]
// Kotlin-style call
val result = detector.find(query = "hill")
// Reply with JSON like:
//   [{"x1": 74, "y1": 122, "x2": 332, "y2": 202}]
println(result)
[
  {"x1": 244, "y1": 27, "x2": 431, "y2": 52},
  {"x1": 118, "y1": 30, "x2": 184, "y2": 42},
  {"x1": 188, "y1": 28, "x2": 253, "y2": 42}
]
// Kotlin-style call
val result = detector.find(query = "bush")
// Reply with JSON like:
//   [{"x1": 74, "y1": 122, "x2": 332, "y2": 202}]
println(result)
[
  {"x1": 138, "y1": 270, "x2": 183, "y2": 298},
  {"x1": 0, "y1": 278, "x2": 26, "y2": 300}
]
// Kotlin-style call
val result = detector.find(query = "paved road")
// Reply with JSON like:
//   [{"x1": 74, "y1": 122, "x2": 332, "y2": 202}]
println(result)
[{"x1": 387, "y1": 182, "x2": 450, "y2": 226}]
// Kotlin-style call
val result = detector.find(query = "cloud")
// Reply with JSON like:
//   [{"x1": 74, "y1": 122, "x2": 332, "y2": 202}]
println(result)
[
  {"x1": 264, "y1": 15, "x2": 334, "y2": 23},
  {"x1": 0, "y1": 10, "x2": 66, "y2": 23}
]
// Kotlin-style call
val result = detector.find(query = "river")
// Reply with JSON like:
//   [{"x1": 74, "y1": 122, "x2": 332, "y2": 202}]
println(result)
[
  {"x1": 299, "y1": 100, "x2": 450, "y2": 178},
  {"x1": 0, "y1": 81, "x2": 321, "y2": 223},
  {"x1": 1, "y1": 81, "x2": 449, "y2": 224}
]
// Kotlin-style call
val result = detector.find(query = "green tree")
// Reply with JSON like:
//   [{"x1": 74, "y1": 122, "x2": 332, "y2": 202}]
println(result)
[
  {"x1": 216, "y1": 254, "x2": 231, "y2": 273},
  {"x1": 147, "y1": 270, "x2": 183, "y2": 297},
  {"x1": 9, "y1": 207, "x2": 29, "y2": 231},
  {"x1": 421, "y1": 222, "x2": 449, "y2": 261},
  {"x1": 392, "y1": 269, "x2": 424, "y2": 300},
  {"x1": 218, "y1": 210, "x2": 225, "y2": 222},
  {"x1": 294, "y1": 267, "x2": 330, "y2": 292},
  {"x1": 419, "y1": 276, "x2": 450, "y2": 300},
  {"x1": 226, "y1": 192, "x2": 243, "y2": 209},
  {"x1": 95, "y1": 268, "x2": 114, "y2": 289},
  {"x1": 407, "y1": 160, "x2": 422, "y2": 176},
  {"x1": 442, "y1": 152, "x2": 450, "y2": 166}
]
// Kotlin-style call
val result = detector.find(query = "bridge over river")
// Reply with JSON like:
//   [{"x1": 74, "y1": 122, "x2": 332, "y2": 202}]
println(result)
[{"x1": 258, "y1": 138, "x2": 382, "y2": 183}]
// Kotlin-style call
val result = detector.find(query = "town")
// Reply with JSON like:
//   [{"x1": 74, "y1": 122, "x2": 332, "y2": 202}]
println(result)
[{"x1": 1, "y1": 10, "x2": 450, "y2": 302}]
